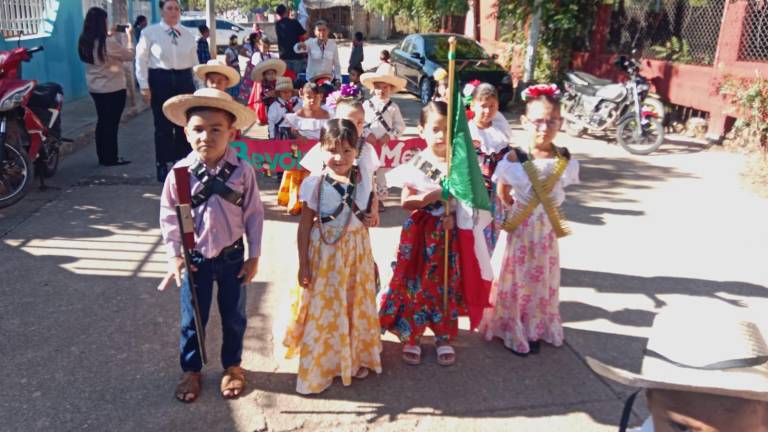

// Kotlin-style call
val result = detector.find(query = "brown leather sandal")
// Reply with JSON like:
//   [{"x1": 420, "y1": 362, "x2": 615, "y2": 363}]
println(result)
[
  {"x1": 221, "y1": 366, "x2": 246, "y2": 399},
  {"x1": 175, "y1": 371, "x2": 202, "y2": 403}
]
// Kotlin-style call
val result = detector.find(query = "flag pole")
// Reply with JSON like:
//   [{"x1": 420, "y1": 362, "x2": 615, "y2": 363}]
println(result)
[{"x1": 443, "y1": 36, "x2": 457, "y2": 314}]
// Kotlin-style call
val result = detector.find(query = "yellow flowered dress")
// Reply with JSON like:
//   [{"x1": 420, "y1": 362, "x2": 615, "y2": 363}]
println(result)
[{"x1": 283, "y1": 169, "x2": 382, "y2": 394}]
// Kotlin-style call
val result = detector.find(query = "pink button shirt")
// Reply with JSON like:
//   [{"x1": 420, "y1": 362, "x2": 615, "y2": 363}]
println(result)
[{"x1": 160, "y1": 146, "x2": 264, "y2": 260}]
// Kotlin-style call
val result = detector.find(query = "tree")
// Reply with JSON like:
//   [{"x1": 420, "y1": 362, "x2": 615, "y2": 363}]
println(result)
[
  {"x1": 499, "y1": 0, "x2": 602, "y2": 82},
  {"x1": 184, "y1": 0, "x2": 283, "y2": 13},
  {"x1": 364, "y1": 0, "x2": 468, "y2": 32}
]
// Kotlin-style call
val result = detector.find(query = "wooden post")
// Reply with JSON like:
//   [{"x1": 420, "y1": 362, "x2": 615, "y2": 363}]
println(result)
[
  {"x1": 443, "y1": 36, "x2": 457, "y2": 314},
  {"x1": 206, "y1": 0, "x2": 216, "y2": 59}
]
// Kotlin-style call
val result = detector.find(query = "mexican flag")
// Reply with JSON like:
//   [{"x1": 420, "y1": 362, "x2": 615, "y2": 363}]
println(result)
[{"x1": 442, "y1": 76, "x2": 494, "y2": 329}]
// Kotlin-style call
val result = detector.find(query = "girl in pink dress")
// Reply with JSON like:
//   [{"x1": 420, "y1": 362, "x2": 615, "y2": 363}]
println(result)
[{"x1": 479, "y1": 84, "x2": 579, "y2": 356}]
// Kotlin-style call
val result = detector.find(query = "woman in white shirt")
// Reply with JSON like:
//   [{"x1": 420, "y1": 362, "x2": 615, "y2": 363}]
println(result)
[
  {"x1": 78, "y1": 7, "x2": 135, "y2": 166},
  {"x1": 295, "y1": 20, "x2": 340, "y2": 83},
  {"x1": 134, "y1": 0, "x2": 198, "y2": 182}
]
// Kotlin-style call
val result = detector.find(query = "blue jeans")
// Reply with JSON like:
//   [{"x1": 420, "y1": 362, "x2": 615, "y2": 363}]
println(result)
[{"x1": 179, "y1": 246, "x2": 247, "y2": 372}]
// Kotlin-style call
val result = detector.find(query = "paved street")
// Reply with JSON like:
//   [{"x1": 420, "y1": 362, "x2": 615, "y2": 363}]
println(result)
[{"x1": 1, "y1": 89, "x2": 767, "y2": 431}]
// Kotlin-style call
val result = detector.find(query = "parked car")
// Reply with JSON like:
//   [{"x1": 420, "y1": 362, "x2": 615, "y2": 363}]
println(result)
[
  {"x1": 391, "y1": 33, "x2": 514, "y2": 108},
  {"x1": 180, "y1": 15, "x2": 248, "y2": 52}
]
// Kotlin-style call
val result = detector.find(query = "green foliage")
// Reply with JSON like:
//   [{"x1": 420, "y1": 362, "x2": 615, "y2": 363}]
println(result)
[
  {"x1": 650, "y1": 36, "x2": 694, "y2": 63},
  {"x1": 184, "y1": 0, "x2": 281, "y2": 13},
  {"x1": 364, "y1": 0, "x2": 468, "y2": 31},
  {"x1": 720, "y1": 74, "x2": 768, "y2": 152},
  {"x1": 497, "y1": 0, "x2": 602, "y2": 82}
]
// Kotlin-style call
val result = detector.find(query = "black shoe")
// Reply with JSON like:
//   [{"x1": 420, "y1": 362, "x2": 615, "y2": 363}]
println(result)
[
  {"x1": 102, "y1": 158, "x2": 131, "y2": 166},
  {"x1": 529, "y1": 340, "x2": 541, "y2": 354},
  {"x1": 504, "y1": 344, "x2": 529, "y2": 357},
  {"x1": 156, "y1": 163, "x2": 169, "y2": 182}
]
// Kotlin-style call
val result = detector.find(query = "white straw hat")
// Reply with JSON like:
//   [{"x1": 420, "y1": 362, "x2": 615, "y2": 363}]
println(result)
[
  {"x1": 193, "y1": 59, "x2": 241, "y2": 88},
  {"x1": 274, "y1": 76, "x2": 293, "y2": 92},
  {"x1": 587, "y1": 309, "x2": 768, "y2": 402},
  {"x1": 162, "y1": 88, "x2": 256, "y2": 130},
  {"x1": 361, "y1": 63, "x2": 406, "y2": 93},
  {"x1": 250, "y1": 58, "x2": 286, "y2": 81}
]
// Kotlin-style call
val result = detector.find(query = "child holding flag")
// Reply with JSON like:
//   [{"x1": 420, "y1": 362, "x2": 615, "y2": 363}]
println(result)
[
  {"x1": 283, "y1": 119, "x2": 382, "y2": 394},
  {"x1": 479, "y1": 84, "x2": 579, "y2": 356},
  {"x1": 380, "y1": 100, "x2": 493, "y2": 367}
]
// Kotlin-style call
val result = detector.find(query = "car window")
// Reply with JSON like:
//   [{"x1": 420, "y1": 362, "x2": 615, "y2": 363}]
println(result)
[
  {"x1": 412, "y1": 37, "x2": 424, "y2": 55},
  {"x1": 181, "y1": 19, "x2": 202, "y2": 28},
  {"x1": 425, "y1": 36, "x2": 489, "y2": 61},
  {"x1": 216, "y1": 20, "x2": 240, "y2": 31}
]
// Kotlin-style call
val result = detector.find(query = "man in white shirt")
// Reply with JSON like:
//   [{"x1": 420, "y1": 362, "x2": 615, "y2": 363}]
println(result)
[
  {"x1": 295, "y1": 20, "x2": 340, "y2": 83},
  {"x1": 135, "y1": 0, "x2": 198, "y2": 182}
]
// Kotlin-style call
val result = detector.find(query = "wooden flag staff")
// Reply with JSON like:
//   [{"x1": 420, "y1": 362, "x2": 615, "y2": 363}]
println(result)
[{"x1": 443, "y1": 36, "x2": 457, "y2": 314}]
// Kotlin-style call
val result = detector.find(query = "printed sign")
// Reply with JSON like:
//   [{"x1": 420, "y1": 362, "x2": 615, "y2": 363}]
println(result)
[{"x1": 231, "y1": 137, "x2": 427, "y2": 172}]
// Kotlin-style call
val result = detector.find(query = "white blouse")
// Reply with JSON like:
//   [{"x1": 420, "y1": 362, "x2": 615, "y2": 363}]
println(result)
[
  {"x1": 493, "y1": 156, "x2": 580, "y2": 209},
  {"x1": 135, "y1": 21, "x2": 198, "y2": 89},
  {"x1": 385, "y1": 149, "x2": 448, "y2": 216},
  {"x1": 469, "y1": 111, "x2": 512, "y2": 155},
  {"x1": 296, "y1": 37, "x2": 340, "y2": 81},
  {"x1": 299, "y1": 170, "x2": 373, "y2": 229},
  {"x1": 283, "y1": 113, "x2": 328, "y2": 140}
]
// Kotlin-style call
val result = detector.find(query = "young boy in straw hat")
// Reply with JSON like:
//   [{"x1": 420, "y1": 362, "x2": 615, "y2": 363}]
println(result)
[
  {"x1": 247, "y1": 58, "x2": 287, "y2": 124},
  {"x1": 360, "y1": 64, "x2": 406, "y2": 208},
  {"x1": 587, "y1": 308, "x2": 768, "y2": 431},
  {"x1": 160, "y1": 88, "x2": 263, "y2": 403},
  {"x1": 267, "y1": 76, "x2": 299, "y2": 139},
  {"x1": 193, "y1": 59, "x2": 241, "y2": 92}
]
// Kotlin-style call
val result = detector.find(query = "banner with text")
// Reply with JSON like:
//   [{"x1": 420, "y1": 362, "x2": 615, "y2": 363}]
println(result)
[{"x1": 230, "y1": 137, "x2": 427, "y2": 172}]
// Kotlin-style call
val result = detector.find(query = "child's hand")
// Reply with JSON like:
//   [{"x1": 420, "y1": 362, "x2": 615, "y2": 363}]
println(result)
[
  {"x1": 381, "y1": 134, "x2": 392, "y2": 147},
  {"x1": 238, "y1": 257, "x2": 259, "y2": 283},
  {"x1": 363, "y1": 212, "x2": 379, "y2": 228},
  {"x1": 472, "y1": 140, "x2": 481, "y2": 149},
  {"x1": 441, "y1": 213, "x2": 455, "y2": 230},
  {"x1": 298, "y1": 264, "x2": 312, "y2": 289},
  {"x1": 365, "y1": 134, "x2": 377, "y2": 146},
  {"x1": 169, "y1": 256, "x2": 196, "y2": 288}
]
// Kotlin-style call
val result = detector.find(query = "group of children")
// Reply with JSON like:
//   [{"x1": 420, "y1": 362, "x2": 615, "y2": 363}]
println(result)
[{"x1": 159, "y1": 41, "x2": 579, "y2": 399}]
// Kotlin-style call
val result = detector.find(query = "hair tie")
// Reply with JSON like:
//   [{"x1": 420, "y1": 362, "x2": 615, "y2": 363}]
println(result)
[{"x1": 521, "y1": 83, "x2": 561, "y2": 102}]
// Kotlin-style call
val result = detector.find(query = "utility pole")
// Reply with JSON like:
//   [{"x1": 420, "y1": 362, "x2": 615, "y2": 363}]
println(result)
[
  {"x1": 206, "y1": 0, "x2": 216, "y2": 59},
  {"x1": 522, "y1": 0, "x2": 541, "y2": 84}
]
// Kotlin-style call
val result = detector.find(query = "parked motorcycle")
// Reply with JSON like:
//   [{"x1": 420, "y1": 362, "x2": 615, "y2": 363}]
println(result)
[
  {"x1": 0, "y1": 45, "x2": 65, "y2": 209},
  {"x1": 562, "y1": 56, "x2": 665, "y2": 155}
]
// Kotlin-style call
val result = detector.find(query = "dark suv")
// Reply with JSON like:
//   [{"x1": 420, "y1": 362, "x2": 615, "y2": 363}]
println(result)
[{"x1": 391, "y1": 33, "x2": 514, "y2": 108}]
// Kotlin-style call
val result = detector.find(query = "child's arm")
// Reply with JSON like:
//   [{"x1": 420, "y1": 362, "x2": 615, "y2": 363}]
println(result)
[
  {"x1": 497, "y1": 181, "x2": 515, "y2": 207},
  {"x1": 297, "y1": 205, "x2": 315, "y2": 288},
  {"x1": 389, "y1": 105, "x2": 406, "y2": 139},
  {"x1": 240, "y1": 165, "x2": 265, "y2": 283},
  {"x1": 159, "y1": 171, "x2": 186, "y2": 286},
  {"x1": 401, "y1": 185, "x2": 442, "y2": 211},
  {"x1": 332, "y1": 42, "x2": 341, "y2": 82},
  {"x1": 363, "y1": 193, "x2": 379, "y2": 228}
]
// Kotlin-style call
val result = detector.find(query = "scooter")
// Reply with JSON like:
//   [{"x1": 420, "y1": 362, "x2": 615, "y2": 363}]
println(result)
[
  {"x1": 0, "y1": 45, "x2": 66, "y2": 209},
  {"x1": 562, "y1": 56, "x2": 665, "y2": 155}
]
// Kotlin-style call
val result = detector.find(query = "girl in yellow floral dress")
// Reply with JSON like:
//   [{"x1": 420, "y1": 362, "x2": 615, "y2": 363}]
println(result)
[{"x1": 283, "y1": 118, "x2": 382, "y2": 394}]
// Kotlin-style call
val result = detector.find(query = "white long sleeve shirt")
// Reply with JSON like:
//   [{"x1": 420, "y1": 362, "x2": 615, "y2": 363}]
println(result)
[
  {"x1": 364, "y1": 97, "x2": 406, "y2": 140},
  {"x1": 297, "y1": 37, "x2": 340, "y2": 81},
  {"x1": 135, "y1": 21, "x2": 198, "y2": 89}
]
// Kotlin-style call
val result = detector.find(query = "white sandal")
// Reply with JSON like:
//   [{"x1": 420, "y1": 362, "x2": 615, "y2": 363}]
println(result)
[
  {"x1": 436, "y1": 344, "x2": 456, "y2": 366},
  {"x1": 354, "y1": 367, "x2": 370, "y2": 379},
  {"x1": 402, "y1": 344, "x2": 422, "y2": 365}
]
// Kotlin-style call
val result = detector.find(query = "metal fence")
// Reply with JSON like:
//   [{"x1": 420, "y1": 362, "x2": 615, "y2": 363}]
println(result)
[
  {"x1": 607, "y1": 0, "x2": 725, "y2": 65},
  {"x1": 739, "y1": 0, "x2": 768, "y2": 62},
  {"x1": 0, "y1": 0, "x2": 47, "y2": 37}
]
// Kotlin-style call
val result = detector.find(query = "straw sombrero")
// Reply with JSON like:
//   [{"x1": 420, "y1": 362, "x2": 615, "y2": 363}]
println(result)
[
  {"x1": 275, "y1": 76, "x2": 293, "y2": 92},
  {"x1": 162, "y1": 88, "x2": 256, "y2": 130},
  {"x1": 310, "y1": 73, "x2": 333, "y2": 86},
  {"x1": 361, "y1": 63, "x2": 406, "y2": 93},
  {"x1": 251, "y1": 58, "x2": 286, "y2": 81},
  {"x1": 587, "y1": 308, "x2": 768, "y2": 402},
  {"x1": 193, "y1": 59, "x2": 240, "y2": 88}
]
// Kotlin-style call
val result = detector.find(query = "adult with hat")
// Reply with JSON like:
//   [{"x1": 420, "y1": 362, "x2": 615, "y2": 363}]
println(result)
[
  {"x1": 160, "y1": 87, "x2": 261, "y2": 403},
  {"x1": 135, "y1": 0, "x2": 198, "y2": 182},
  {"x1": 587, "y1": 308, "x2": 768, "y2": 432},
  {"x1": 294, "y1": 20, "x2": 340, "y2": 84},
  {"x1": 247, "y1": 58, "x2": 287, "y2": 125},
  {"x1": 194, "y1": 59, "x2": 241, "y2": 92}
]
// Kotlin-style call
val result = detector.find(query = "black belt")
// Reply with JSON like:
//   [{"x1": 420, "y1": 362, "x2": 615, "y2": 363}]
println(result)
[{"x1": 191, "y1": 238, "x2": 244, "y2": 261}]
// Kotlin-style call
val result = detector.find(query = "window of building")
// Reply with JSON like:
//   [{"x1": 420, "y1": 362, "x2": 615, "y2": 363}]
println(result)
[{"x1": 0, "y1": 0, "x2": 49, "y2": 38}]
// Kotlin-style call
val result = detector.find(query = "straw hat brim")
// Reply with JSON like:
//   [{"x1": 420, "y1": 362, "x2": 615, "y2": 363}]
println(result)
[
  {"x1": 586, "y1": 357, "x2": 768, "y2": 402},
  {"x1": 251, "y1": 59, "x2": 286, "y2": 81},
  {"x1": 193, "y1": 64, "x2": 241, "y2": 88},
  {"x1": 162, "y1": 94, "x2": 256, "y2": 130},
  {"x1": 361, "y1": 71, "x2": 406, "y2": 93}
]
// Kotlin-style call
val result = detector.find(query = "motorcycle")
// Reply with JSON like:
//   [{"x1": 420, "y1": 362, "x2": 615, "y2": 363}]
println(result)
[
  {"x1": 0, "y1": 45, "x2": 65, "y2": 209},
  {"x1": 562, "y1": 55, "x2": 665, "y2": 155}
]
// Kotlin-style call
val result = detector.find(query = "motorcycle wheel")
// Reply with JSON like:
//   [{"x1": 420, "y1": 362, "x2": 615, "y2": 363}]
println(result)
[
  {"x1": 616, "y1": 114, "x2": 664, "y2": 155},
  {"x1": 642, "y1": 97, "x2": 666, "y2": 123},
  {"x1": 564, "y1": 120, "x2": 584, "y2": 137},
  {"x1": 41, "y1": 139, "x2": 60, "y2": 178},
  {"x1": 0, "y1": 142, "x2": 34, "y2": 209}
]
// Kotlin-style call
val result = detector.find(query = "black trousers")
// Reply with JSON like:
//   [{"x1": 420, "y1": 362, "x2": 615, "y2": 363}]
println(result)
[
  {"x1": 148, "y1": 68, "x2": 195, "y2": 165},
  {"x1": 90, "y1": 89, "x2": 127, "y2": 165}
]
